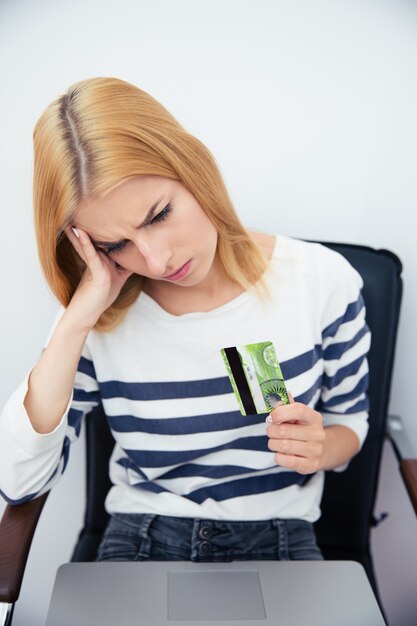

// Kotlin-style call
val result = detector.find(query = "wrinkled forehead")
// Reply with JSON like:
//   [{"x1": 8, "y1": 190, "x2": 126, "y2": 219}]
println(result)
[
  {"x1": 72, "y1": 175, "x2": 183, "y2": 243},
  {"x1": 77, "y1": 175, "x2": 173, "y2": 212}
]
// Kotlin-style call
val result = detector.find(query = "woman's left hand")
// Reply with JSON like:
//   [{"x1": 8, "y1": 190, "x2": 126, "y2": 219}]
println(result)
[{"x1": 266, "y1": 395, "x2": 326, "y2": 475}]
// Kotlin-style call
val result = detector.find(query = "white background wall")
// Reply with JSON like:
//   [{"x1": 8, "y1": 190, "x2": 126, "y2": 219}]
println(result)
[{"x1": 1, "y1": 0, "x2": 416, "y2": 624}]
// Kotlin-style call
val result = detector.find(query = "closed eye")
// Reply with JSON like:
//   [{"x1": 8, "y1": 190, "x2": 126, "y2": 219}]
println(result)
[
  {"x1": 103, "y1": 204, "x2": 173, "y2": 256},
  {"x1": 150, "y1": 204, "x2": 172, "y2": 225},
  {"x1": 104, "y1": 240, "x2": 129, "y2": 255}
]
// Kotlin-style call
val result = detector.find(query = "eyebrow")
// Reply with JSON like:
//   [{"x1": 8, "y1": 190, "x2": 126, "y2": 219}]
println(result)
[{"x1": 89, "y1": 197, "x2": 164, "y2": 246}]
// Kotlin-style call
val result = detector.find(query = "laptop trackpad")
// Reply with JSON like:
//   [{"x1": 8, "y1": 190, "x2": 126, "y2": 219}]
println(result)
[{"x1": 168, "y1": 570, "x2": 266, "y2": 621}]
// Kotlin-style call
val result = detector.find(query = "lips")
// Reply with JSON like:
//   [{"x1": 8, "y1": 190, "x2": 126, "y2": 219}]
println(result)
[{"x1": 164, "y1": 260, "x2": 192, "y2": 281}]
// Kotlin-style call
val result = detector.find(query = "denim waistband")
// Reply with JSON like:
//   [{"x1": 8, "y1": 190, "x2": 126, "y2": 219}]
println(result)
[{"x1": 97, "y1": 513, "x2": 323, "y2": 562}]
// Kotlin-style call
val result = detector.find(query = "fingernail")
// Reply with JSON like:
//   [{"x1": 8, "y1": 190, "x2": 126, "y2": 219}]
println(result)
[
  {"x1": 71, "y1": 227, "x2": 80, "y2": 239},
  {"x1": 265, "y1": 414, "x2": 273, "y2": 423}
]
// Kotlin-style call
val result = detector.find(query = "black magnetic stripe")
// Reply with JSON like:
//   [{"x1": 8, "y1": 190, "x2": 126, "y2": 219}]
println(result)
[{"x1": 224, "y1": 347, "x2": 257, "y2": 415}]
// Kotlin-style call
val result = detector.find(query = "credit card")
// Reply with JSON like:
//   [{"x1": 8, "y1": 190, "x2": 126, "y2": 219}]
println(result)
[{"x1": 220, "y1": 341, "x2": 290, "y2": 415}]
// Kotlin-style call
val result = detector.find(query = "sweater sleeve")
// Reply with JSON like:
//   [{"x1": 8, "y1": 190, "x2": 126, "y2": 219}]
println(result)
[
  {"x1": 315, "y1": 248, "x2": 371, "y2": 468},
  {"x1": 0, "y1": 307, "x2": 101, "y2": 504}
]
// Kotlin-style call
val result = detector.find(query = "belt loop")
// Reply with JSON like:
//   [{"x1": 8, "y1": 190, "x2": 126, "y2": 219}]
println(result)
[
  {"x1": 137, "y1": 514, "x2": 157, "y2": 559},
  {"x1": 273, "y1": 519, "x2": 289, "y2": 560},
  {"x1": 191, "y1": 518, "x2": 202, "y2": 561}
]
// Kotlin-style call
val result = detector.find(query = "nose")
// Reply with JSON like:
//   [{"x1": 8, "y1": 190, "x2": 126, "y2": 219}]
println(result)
[{"x1": 133, "y1": 234, "x2": 173, "y2": 277}]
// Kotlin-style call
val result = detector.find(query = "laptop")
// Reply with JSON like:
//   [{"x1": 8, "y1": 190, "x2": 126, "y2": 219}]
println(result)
[{"x1": 45, "y1": 560, "x2": 386, "y2": 625}]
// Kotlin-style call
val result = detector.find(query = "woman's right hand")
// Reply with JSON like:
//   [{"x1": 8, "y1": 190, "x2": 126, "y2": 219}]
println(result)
[{"x1": 64, "y1": 226, "x2": 135, "y2": 330}]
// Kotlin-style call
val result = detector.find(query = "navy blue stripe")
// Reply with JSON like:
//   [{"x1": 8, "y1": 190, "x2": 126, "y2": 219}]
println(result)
[
  {"x1": 73, "y1": 388, "x2": 101, "y2": 404},
  {"x1": 78, "y1": 356, "x2": 97, "y2": 379},
  {"x1": 320, "y1": 373, "x2": 369, "y2": 409},
  {"x1": 94, "y1": 342, "x2": 352, "y2": 407},
  {"x1": 322, "y1": 397, "x2": 369, "y2": 415},
  {"x1": 323, "y1": 325, "x2": 369, "y2": 361},
  {"x1": 133, "y1": 481, "x2": 167, "y2": 495},
  {"x1": 322, "y1": 295, "x2": 365, "y2": 339},
  {"x1": 0, "y1": 487, "x2": 41, "y2": 505},
  {"x1": 322, "y1": 354, "x2": 367, "y2": 391},
  {"x1": 99, "y1": 376, "x2": 233, "y2": 401},
  {"x1": 280, "y1": 346, "x2": 322, "y2": 380},
  {"x1": 158, "y1": 463, "x2": 261, "y2": 480},
  {"x1": 61, "y1": 436, "x2": 71, "y2": 472},
  {"x1": 0, "y1": 462, "x2": 61, "y2": 505},
  {"x1": 68, "y1": 408, "x2": 84, "y2": 437},
  {"x1": 107, "y1": 410, "x2": 263, "y2": 435},
  {"x1": 296, "y1": 375, "x2": 322, "y2": 406},
  {"x1": 124, "y1": 436, "x2": 269, "y2": 468},
  {"x1": 186, "y1": 471, "x2": 312, "y2": 503},
  {"x1": 116, "y1": 457, "x2": 148, "y2": 480},
  {"x1": 133, "y1": 470, "x2": 312, "y2": 503},
  {"x1": 43, "y1": 464, "x2": 60, "y2": 489}
]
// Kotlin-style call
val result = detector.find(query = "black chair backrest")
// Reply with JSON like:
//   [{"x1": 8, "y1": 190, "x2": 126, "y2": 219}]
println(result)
[
  {"x1": 314, "y1": 243, "x2": 402, "y2": 553},
  {"x1": 80, "y1": 242, "x2": 403, "y2": 556}
]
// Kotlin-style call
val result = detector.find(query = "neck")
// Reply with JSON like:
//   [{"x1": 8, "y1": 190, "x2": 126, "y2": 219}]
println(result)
[{"x1": 142, "y1": 258, "x2": 243, "y2": 316}]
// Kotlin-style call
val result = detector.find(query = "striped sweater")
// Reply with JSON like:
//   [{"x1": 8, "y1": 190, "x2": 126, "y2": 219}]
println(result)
[{"x1": 0, "y1": 235, "x2": 371, "y2": 522}]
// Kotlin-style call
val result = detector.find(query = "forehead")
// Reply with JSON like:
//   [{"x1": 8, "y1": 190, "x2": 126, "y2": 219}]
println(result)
[
  {"x1": 74, "y1": 175, "x2": 179, "y2": 239},
  {"x1": 77, "y1": 175, "x2": 175, "y2": 218}
]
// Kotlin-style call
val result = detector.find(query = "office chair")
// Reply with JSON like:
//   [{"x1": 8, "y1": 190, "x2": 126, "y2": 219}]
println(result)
[{"x1": 0, "y1": 241, "x2": 415, "y2": 626}]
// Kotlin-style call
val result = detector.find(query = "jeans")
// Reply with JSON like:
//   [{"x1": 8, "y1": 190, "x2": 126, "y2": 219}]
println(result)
[{"x1": 96, "y1": 514, "x2": 323, "y2": 562}]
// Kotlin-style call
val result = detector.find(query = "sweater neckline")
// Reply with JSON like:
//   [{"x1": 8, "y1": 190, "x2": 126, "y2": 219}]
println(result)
[{"x1": 136, "y1": 235, "x2": 279, "y2": 322}]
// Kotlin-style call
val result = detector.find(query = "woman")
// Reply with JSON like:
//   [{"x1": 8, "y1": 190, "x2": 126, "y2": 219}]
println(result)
[{"x1": 0, "y1": 77, "x2": 370, "y2": 562}]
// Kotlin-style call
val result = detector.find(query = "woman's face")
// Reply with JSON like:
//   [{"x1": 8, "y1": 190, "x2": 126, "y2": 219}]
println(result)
[{"x1": 74, "y1": 175, "x2": 219, "y2": 288}]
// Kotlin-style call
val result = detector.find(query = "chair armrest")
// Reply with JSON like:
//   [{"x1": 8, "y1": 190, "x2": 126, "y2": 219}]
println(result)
[
  {"x1": 399, "y1": 460, "x2": 417, "y2": 517},
  {"x1": 0, "y1": 493, "x2": 49, "y2": 603},
  {"x1": 387, "y1": 415, "x2": 417, "y2": 516}
]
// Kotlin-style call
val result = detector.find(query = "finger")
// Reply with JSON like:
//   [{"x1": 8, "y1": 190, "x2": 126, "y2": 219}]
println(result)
[
  {"x1": 93, "y1": 247, "x2": 135, "y2": 281},
  {"x1": 64, "y1": 226, "x2": 87, "y2": 261},
  {"x1": 64, "y1": 225, "x2": 89, "y2": 252},
  {"x1": 266, "y1": 423, "x2": 324, "y2": 443},
  {"x1": 66, "y1": 226, "x2": 113, "y2": 279},
  {"x1": 73, "y1": 228, "x2": 111, "y2": 271},
  {"x1": 64, "y1": 225, "x2": 81, "y2": 247},
  {"x1": 288, "y1": 390, "x2": 295, "y2": 404},
  {"x1": 268, "y1": 437, "x2": 323, "y2": 458},
  {"x1": 269, "y1": 402, "x2": 321, "y2": 425},
  {"x1": 272, "y1": 452, "x2": 320, "y2": 475},
  {"x1": 102, "y1": 252, "x2": 135, "y2": 278}
]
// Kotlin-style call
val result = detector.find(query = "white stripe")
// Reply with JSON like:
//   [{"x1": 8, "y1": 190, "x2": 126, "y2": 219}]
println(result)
[
  {"x1": 65, "y1": 423, "x2": 80, "y2": 443},
  {"x1": 104, "y1": 392, "x2": 238, "y2": 419},
  {"x1": 74, "y1": 370, "x2": 99, "y2": 391},
  {"x1": 322, "y1": 307, "x2": 366, "y2": 349},
  {"x1": 322, "y1": 392, "x2": 368, "y2": 414},
  {"x1": 283, "y1": 357, "x2": 323, "y2": 393},
  {"x1": 322, "y1": 410, "x2": 369, "y2": 446},
  {"x1": 114, "y1": 421, "x2": 267, "y2": 452},
  {"x1": 106, "y1": 472, "x2": 325, "y2": 522},
  {"x1": 323, "y1": 333, "x2": 371, "y2": 376},
  {"x1": 321, "y1": 359, "x2": 368, "y2": 402},
  {"x1": 310, "y1": 387, "x2": 322, "y2": 407}
]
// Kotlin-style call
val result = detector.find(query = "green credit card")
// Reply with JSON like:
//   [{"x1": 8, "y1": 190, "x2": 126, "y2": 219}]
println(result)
[{"x1": 220, "y1": 341, "x2": 290, "y2": 415}]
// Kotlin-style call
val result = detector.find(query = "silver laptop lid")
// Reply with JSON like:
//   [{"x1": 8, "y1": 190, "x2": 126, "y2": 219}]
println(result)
[{"x1": 45, "y1": 560, "x2": 386, "y2": 626}]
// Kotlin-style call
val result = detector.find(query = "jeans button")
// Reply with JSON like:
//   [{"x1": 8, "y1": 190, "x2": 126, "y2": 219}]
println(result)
[
  {"x1": 200, "y1": 541, "x2": 212, "y2": 554},
  {"x1": 199, "y1": 526, "x2": 212, "y2": 540}
]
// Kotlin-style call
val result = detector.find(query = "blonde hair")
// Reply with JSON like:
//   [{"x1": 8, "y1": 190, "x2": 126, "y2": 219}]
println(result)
[{"x1": 33, "y1": 77, "x2": 270, "y2": 331}]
